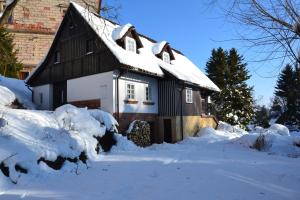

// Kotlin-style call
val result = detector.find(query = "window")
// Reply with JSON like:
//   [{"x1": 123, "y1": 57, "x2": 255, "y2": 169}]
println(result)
[
  {"x1": 86, "y1": 39, "x2": 93, "y2": 54},
  {"x1": 39, "y1": 93, "x2": 43, "y2": 104},
  {"x1": 162, "y1": 52, "x2": 170, "y2": 63},
  {"x1": 186, "y1": 88, "x2": 193, "y2": 103},
  {"x1": 54, "y1": 51, "x2": 60, "y2": 63},
  {"x1": 126, "y1": 83, "x2": 135, "y2": 99},
  {"x1": 125, "y1": 36, "x2": 136, "y2": 53},
  {"x1": 207, "y1": 96, "x2": 211, "y2": 104},
  {"x1": 145, "y1": 85, "x2": 152, "y2": 101}
]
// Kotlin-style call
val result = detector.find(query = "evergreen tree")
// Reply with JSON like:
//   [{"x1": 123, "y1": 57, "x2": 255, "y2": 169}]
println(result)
[
  {"x1": 206, "y1": 48, "x2": 254, "y2": 128},
  {"x1": 253, "y1": 106, "x2": 270, "y2": 128},
  {"x1": 269, "y1": 97, "x2": 283, "y2": 119},
  {"x1": 0, "y1": 26, "x2": 22, "y2": 78},
  {"x1": 274, "y1": 64, "x2": 300, "y2": 129}
]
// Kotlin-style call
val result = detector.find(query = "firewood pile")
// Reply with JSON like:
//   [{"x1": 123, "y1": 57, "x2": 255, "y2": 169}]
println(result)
[{"x1": 126, "y1": 120, "x2": 151, "y2": 147}]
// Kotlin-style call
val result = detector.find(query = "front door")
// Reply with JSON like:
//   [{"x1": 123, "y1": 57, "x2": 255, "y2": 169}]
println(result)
[
  {"x1": 53, "y1": 81, "x2": 67, "y2": 110},
  {"x1": 163, "y1": 119, "x2": 172, "y2": 143}
]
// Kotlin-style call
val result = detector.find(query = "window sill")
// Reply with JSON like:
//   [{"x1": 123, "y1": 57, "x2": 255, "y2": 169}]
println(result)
[
  {"x1": 143, "y1": 101, "x2": 155, "y2": 105},
  {"x1": 124, "y1": 99, "x2": 138, "y2": 104},
  {"x1": 54, "y1": 62, "x2": 60, "y2": 65},
  {"x1": 186, "y1": 102, "x2": 193, "y2": 104}
]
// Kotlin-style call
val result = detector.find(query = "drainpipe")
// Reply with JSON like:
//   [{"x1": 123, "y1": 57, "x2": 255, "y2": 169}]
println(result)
[
  {"x1": 26, "y1": 84, "x2": 34, "y2": 103},
  {"x1": 116, "y1": 69, "x2": 125, "y2": 122},
  {"x1": 180, "y1": 84, "x2": 184, "y2": 141}
]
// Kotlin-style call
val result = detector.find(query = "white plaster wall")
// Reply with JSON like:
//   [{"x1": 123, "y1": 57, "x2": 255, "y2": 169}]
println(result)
[
  {"x1": 33, "y1": 84, "x2": 53, "y2": 110},
  {"x1": 116, "y1": 72, "x2": 158, "y2": 114},
  {"x1": 67, "y1": 71, "x2": 114, "y2": 113}
]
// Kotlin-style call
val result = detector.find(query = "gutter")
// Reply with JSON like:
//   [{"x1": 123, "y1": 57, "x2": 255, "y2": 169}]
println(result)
[
  {"x1": 25, "y1": 84, "x2": 34, "y2": 103},
  {"x1": 180, "y1": 84, "x2": 184, "y2": 141},
  {"x1": 115, "y1": 69, "x2": 125, "y2": 122}
]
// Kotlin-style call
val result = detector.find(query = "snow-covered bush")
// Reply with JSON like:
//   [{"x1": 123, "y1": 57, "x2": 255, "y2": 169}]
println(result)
[
  {"x1": 0, "y1": 85, "x2": 15, "y2": 107},
  {"x1": 236, "y1": 130, "x2": 300, "y2": 157},
  {"x1": 217, "y1": 121, "x2": 247, "y2": 136},
  {"x1": 0, "y1": 75, "x2": 35, "y2": 109},
  {"x1": 268, "y1": 124, "x2": 290, "y2": 136},
  {"x1": 0, "y1": 104, "x2": 119, "y2": 182}
]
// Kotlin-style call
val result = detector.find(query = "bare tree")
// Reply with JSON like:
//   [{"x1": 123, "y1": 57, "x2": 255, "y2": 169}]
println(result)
[
  {"x1": 81, "y1": 0, "x2": 121, "y2": 22},
  {"x1": 210, "y1": 0, "x2": 300, "y2": 65}
]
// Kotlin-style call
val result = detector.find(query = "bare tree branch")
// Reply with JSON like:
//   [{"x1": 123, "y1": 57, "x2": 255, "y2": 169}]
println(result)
[{"x1": 210, "y1": 0, "x2": 300, "y2": 66}]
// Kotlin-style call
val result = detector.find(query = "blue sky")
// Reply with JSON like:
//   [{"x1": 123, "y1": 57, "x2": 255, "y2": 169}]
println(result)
[{"x1": 108, "y1": 0, "x2": 281, "y2": 106}]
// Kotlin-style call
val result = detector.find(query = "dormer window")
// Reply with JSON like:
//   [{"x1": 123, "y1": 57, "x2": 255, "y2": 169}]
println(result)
[
  {"x1": 162, "y1": 52, "x2": 170, "y2": 63},
  {"x1": 125, "y1": 36, "x2": 136, "y2": 53}
]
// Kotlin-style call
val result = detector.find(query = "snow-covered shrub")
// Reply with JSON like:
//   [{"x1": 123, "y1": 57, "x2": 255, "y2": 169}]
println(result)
[
  {"x1": 268, "y1": 124, "x2": 290, "y2": 136},
  {"x1": 0, "y1": 104, "x2": 120, "y2": 182},
  {"x1": 94, "y1": 130, "x2": 117, "y2": 153},
  {"x1": 89, "y1": 109, "x2": 118, "y2": 132},
  {"x1": 0, "y1": 76, "x2": 35, "y2": 109},
  {"x1": 217, "y1": 121, "x2": 247, "y2": 136},
  {"x1": 252, "y1": 134, "x2": 268, "y2": 151},
  {"x1": 0, "y1": 85, "x2": 15, "y2": 107},
  {"x1": 237, "y1": 131, "x2": 300, "y2": 157}
]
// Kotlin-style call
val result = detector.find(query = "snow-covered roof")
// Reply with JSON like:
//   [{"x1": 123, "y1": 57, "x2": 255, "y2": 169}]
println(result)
[
  {"x1": 152, "y1": 41, "x2": 167, "y2": 55},
  {"x1": 112, "y1": 23, "x2": 133, "y2": 41},
  {"x1": 29, "y1": 2, "x2": 220, "y2": 92}
]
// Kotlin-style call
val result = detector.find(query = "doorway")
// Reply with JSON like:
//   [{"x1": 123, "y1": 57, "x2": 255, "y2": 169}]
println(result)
[
  {"x1": 163, "y1": 119, "x2": 172, "y2": 143},
  {"x1": 53, "y1": 81, "x2": 67, "y2": 110}
]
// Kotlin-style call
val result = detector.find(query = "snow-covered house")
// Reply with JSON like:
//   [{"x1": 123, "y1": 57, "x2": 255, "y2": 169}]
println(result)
[{"x1": 26, "y1": 2, "x2": 220, "y2": 143}]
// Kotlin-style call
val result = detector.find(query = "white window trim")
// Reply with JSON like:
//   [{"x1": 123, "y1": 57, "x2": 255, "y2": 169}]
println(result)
[
  {"x1": 162, "y1": 51, "x2": 171, "y2": 63},
  {"x1": 125, "y1": 82, "x2": 135, "y2": 100},
  {"x1": 186, "y1": 88, "x2": 193, "y2": 103},
  {"x1": 125, "y1": 36, "x2": 137, "y2": 53},
  {"x1": 145, "y1": 84, "x2": 152, "y2": 101}
]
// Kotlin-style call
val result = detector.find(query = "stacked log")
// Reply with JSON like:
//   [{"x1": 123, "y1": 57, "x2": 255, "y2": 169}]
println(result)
[{"x1": 126, "y1": 120, "x2": 151, "y2": 147}]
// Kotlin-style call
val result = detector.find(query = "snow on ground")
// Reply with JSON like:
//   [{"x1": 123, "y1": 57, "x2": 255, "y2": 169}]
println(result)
[
  {"x1": 0, "y1": 111, "x2": 299, "y2": 200},
  {"x1": 0, "y1": 77, "x2": 299, "y2": 199},
  {"x1": 0, "y1": 76, "x2": 35, "y2": 109}
]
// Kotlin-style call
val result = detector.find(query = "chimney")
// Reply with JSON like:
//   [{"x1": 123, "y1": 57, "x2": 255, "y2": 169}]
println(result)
[
  {"x1": 0, "y1": 0, "x2": 5, "y2": 12},
  {"x1": 96, "y1": 0, "x2": 102, "y2": 15}
]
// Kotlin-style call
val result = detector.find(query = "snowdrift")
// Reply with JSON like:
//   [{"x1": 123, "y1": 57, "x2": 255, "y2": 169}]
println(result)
[
  {"x1": 0, "y1": 104, "x2": 118, "y2": 183},
  {"x1": 0, "y1": 75, "x2": 35, "y2": 109},
  {"x1": 198, "y1": 122, "x2": 300, "y2": 157}
]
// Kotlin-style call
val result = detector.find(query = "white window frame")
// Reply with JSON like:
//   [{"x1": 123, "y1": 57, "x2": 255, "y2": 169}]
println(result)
[
  {"x1": 126, "y1": 83, "x2": 135, "y2": 100},
  {"x1": 145, "y1": 84, "x2": 152, "y2": 101},
  {"x1": 125, "y1": 36, "x2": 137, "y2": 53},
  {"x1": 186, "y1": 88, "x2": 193, "y2": 103},
  {"x1": 162, "y1": 51, "x2": 171, "y2": 63}
]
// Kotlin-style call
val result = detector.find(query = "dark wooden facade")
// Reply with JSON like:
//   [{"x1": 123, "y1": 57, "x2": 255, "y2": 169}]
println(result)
[
  {"x1": 158, "y1": 78, "x2": 210, "y2": 117},
  {"x1": 27, "y1": 4, "x2": 120, "y2": 87}
]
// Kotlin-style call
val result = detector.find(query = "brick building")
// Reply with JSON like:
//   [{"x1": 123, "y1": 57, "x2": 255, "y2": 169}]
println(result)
[{"x1": 0, "y1": 0, "x2": 99, "y2": 79}]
